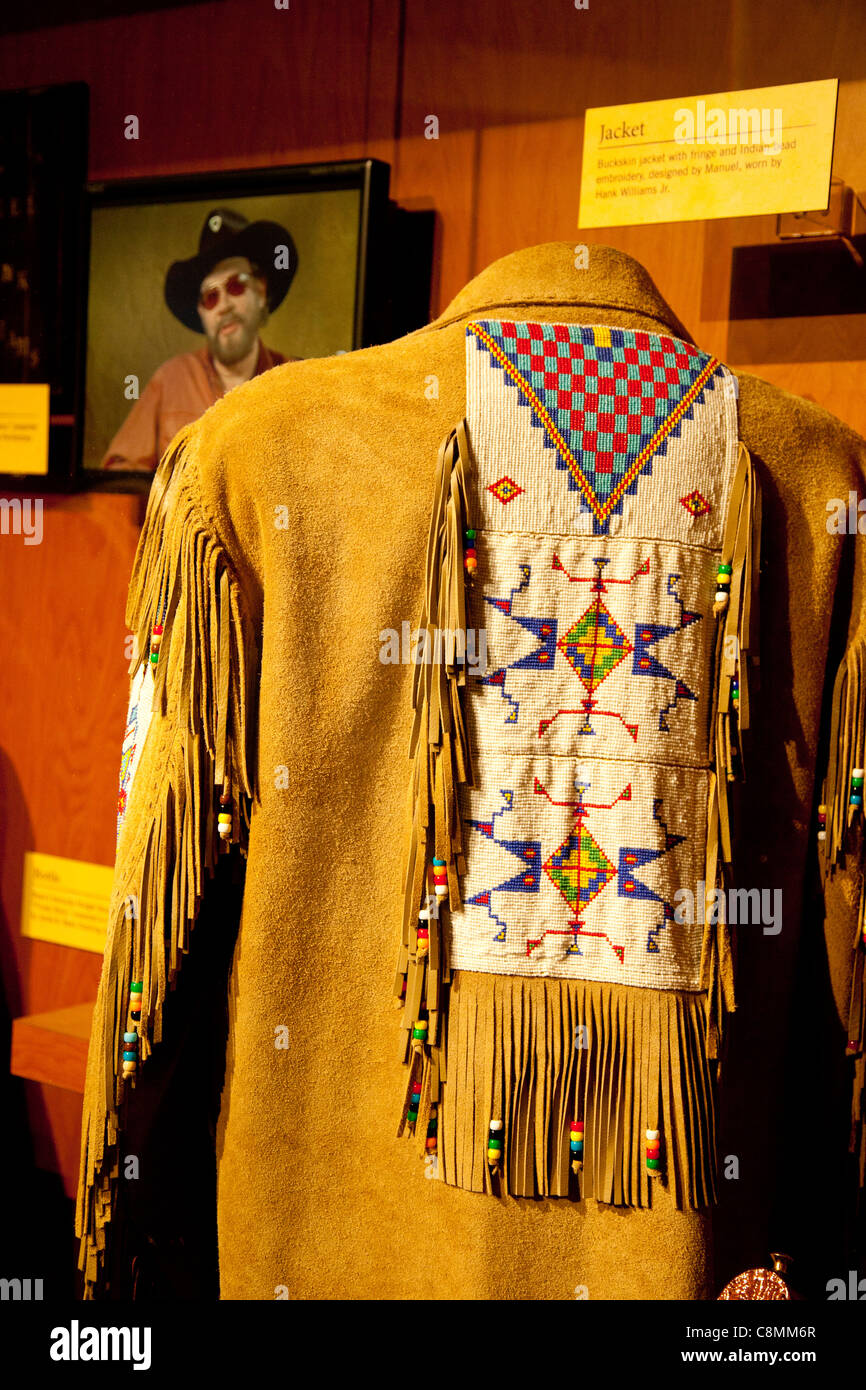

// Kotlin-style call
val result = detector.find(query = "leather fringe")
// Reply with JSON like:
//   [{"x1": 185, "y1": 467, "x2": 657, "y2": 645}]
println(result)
[
  {"x1": 394, "y1": 420, "x2": 475, "y2": 1141},
  {"x1": 438, "y1": 973, "x2": 719, "y2": 1207},
  {"x1": 702, "y1": 442, "x2": 760, "y2": 1062},
  {"x1": 818, "y1": 634, "x2": 866, "y2": 1188},
  {"x1": 818, "y1": 636, "x2": 866, "y2": 877},
  {"x1": 74, "y1": 426, "x2": 258, "y2": 1296}
]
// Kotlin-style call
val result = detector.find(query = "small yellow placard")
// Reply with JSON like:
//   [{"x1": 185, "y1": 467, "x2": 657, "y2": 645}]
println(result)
[
  {"x1": 21, "y1": 852, "x2": 113, "y2": 955},
  {"x1": 579, "y1": 79, "x2": 838, "y2": 229},
  {"x1": 0, "y1": 383, "x2": 50, "y2": 475}
]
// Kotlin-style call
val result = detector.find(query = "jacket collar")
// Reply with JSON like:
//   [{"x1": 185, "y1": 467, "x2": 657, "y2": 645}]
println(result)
[{"x1": 427, "y1": 242, "x2": 692, "y2": 343}]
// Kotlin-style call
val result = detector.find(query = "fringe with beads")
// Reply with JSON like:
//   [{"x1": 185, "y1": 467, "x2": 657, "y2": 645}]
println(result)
[
  {"x1": 393, "y1": 420, "x2": 475, "y2": 1156},
  {"x1": 436, "y1": 973, "x2": 719, "y2": 1206},
  {"x1": 702, "y1": 442, "x2": 761, "y2": 1064},
  {"x1": 74, "y1": 424, "x2": 258, "y2": 1297},
  {"x1": 817, "y1": 635, "x2": 866, "y2": 1189}
]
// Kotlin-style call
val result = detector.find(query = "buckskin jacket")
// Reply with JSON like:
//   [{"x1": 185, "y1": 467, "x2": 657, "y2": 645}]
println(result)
[{"x1": 77, "y1": 243, "x2": 866, "y2": 1301}]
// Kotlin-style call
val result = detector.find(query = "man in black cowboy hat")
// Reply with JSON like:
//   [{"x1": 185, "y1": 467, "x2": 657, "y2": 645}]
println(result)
[{"x1": 101, "y1": 207, "x2": 299, "y2": 471}]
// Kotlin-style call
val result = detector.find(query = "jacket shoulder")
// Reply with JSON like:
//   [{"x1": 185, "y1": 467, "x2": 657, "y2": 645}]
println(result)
[{"x1": 735, "y1": 368, "x2": 865, "y2": 466}]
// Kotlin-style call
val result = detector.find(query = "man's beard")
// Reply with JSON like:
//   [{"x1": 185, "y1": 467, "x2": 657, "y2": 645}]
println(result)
[{"x1": 207, "y1": 312, "x2": 261, "y2": 366}]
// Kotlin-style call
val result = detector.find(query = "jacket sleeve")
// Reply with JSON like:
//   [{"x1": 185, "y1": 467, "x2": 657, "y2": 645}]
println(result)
[
  {"x1": 76, "y1": 419, "x2": 260, "y2": 1295},
  {"x1": 818, "y1": 436, "x2": 866, "y2": 1190}
]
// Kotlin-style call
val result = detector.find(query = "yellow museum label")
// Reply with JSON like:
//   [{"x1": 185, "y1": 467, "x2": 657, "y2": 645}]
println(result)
[
  {"x1": 0, "y1": 383, "x2": 50, "y2": 475},
  {"x1": 21, "y1": 851, "x2": 114, "y2": 954},
  {"x1": 578, "y1": 79, "x2": 838, "y2": 228}
]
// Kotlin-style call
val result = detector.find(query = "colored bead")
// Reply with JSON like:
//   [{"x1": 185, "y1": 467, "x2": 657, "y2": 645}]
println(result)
[
  {"x1": 851, "y1": 796, "x2": 863, "y2": 808},
  {"x1": 487, "y1": 1118, "x2": 503, "y2": 1169},
  {"x1": 432, "y1": 857, "x2": 446, "y2": 866},
  {"x1": 425, "y1": 1136, "x2": 437, "y2": 1149},
  {"x1": 465, "y1": 529, "x2": 476, "y2": 540},
  {"x1": 718, "y1": 563, "x2": 732, "y2": 575},
  {"x1": 123, "y1": 1032, "x2": 138, "y2": 1043},
  {"x1": 715, "y1": 589, "x2": 728, "y2": 603},
  {"x1": 570, "y1": 1119, "x2": 584, "y2": 1173},
  {"x1": 130, "y1": 1010, "x2": 141, "y2": 1021},
  {"x1": 122, "y1": 1050, "x2": 138, "y2": 1061},
  {"x1": 465, "y1": 559, "x2": 477, "y2": 574},
  {"x1": 854, "y1": 768, "x2": 864, "y2": 778},
  {"x1": 645, "y1": 1126, "x2": 662, "y2": 1175}
]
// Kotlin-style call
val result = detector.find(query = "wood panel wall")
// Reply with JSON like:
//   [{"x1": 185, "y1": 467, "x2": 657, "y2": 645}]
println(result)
[{"x1": 0, "y1": 0, "x2": 863, "y2": 1209}]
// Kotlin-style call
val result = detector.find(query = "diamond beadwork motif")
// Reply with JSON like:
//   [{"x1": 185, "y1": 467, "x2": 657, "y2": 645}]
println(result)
[{"x1": 488, "y1": 475, "x2": 524, "y2": 506}]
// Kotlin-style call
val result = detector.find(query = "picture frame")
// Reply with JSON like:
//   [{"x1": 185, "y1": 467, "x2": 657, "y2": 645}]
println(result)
[
  {"x1": 79, "y1": 157, "x2": 393, "y2": 489},
  {"x1": 0, "y1": 81, "x2": 89, "y2": 488}
]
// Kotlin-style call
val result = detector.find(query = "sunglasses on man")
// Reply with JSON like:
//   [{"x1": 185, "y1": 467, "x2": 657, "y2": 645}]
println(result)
[{"x1": 198, "y1": 270, "x2": 262, "y2": 311}]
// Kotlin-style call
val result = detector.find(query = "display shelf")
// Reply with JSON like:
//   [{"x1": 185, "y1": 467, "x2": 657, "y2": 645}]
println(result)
[{"x1": 10, "y1": 1002, "x2": 94, "y2": 1095}]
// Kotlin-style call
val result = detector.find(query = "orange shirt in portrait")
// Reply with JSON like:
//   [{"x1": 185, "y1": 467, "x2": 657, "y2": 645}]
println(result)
[{"x1": 101, "y1": 341, "x2": 291, "y2": 472}]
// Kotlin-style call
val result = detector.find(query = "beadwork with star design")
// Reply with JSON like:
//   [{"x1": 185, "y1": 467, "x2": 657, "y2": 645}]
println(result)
[
  {"x1": 451, "y1": 757, "x2": 707, "y2": 988},
  {"x1": 465, "y1": 532, "x2": 711, "y2": 763}
]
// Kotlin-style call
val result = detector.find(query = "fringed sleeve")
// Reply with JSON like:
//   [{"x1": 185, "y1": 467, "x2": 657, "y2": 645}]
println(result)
[{"x1": 75, "y1": 423, "x2": 259, "y2": 1296}]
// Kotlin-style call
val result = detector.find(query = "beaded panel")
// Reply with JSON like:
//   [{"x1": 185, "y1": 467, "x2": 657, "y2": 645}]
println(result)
[
  {"x1": 448, "y1": 321, "x2": 739, "y2": 991},
  {"x1": 116, "y1": 661, "x2": 154, "y2": 845},
  {"x1": 466, "y1": 534, "x2": 713, "y2": 766},
  {"x1": 453, "y1": 757, "x2": 708, "y2": 989},
  {"x1": 465, "y1": 320, "x2": 737, "y2": 543}
]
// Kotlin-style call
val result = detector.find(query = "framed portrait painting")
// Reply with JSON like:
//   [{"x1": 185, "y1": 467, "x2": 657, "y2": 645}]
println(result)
[{"x1": 81, "y1": 158, "x2": 391, "y2": 484}]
